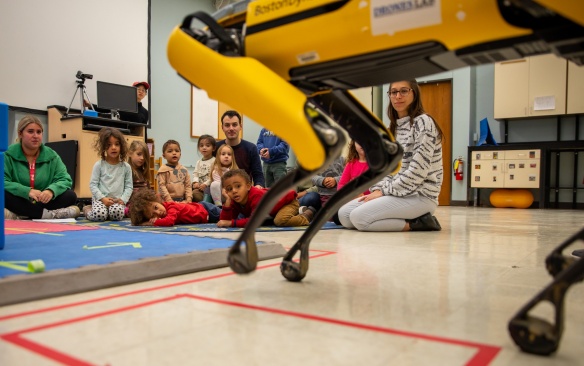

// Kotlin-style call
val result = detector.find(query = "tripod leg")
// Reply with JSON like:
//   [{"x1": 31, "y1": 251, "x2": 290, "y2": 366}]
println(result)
[
  {"x1": 65, "y1": 86, "x2": 80, "y2": 117},
  {"x1": 83, "y1": 86, "x2": 95, "y2": 111},
  {"x1": 508, "y1": 227, "x2": 584, "y2": 356},
  {"x1": 79, "y1": 84, "x2": 85, "y2": 113}
]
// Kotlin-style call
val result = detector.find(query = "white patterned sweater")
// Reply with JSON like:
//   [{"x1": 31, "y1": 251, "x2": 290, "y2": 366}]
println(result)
[
  {"x1": 370, "y1": 114, "x2": 443, "y2": 204},
  {"x1": 191, "y1": 157, "x2": 216, "y2": 186}
]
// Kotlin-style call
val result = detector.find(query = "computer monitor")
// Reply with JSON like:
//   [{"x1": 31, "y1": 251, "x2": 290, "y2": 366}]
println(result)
[{"x1": 96, "y1": 81, "x2": 138, "y2": 117}]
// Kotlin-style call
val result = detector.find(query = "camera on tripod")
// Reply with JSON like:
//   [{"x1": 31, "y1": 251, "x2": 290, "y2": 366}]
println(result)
[
  {"x1": 66, "y1": 70, "x2": 95, "y2": 116},
  {"x1": 76, "y1": 70, "x2": 93, "y2": 81}
]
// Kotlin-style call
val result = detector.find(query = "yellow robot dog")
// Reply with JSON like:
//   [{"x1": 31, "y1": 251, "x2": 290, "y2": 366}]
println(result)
[{"x1": 167, "y1": 0, "x2": 584, "y2": 356}]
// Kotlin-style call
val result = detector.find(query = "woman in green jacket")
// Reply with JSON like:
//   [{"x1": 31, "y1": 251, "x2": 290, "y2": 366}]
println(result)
[{"x1": 4, "y1": 115, "x2": 79, "y2": 219}]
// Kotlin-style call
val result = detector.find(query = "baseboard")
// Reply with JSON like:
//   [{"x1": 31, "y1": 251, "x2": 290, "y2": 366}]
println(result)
[
  {"x1": 546, "y1": 202, "x2": 584, "y2": 210},
  {"x1": 450, "y1": 200, "x2": 467, "y2": 207}
]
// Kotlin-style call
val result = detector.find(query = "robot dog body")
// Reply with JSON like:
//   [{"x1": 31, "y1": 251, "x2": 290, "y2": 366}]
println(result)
[{"x1": 167, "y1": 0, "x2": 584, "y2": 355}]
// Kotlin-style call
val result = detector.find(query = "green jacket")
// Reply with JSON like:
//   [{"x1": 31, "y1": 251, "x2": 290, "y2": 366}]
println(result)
[{"x1": 4, "y1": 143, "x2": 72, "y2": 200}]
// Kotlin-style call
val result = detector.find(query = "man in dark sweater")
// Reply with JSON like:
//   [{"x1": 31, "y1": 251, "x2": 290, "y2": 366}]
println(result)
[{"x1": 215, "y1": 110, "x2": 265, "y2": 188}]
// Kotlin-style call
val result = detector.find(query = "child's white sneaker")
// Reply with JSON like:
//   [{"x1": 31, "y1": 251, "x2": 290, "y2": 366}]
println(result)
[{"x1": 50, "y1": 206, "x2": 81, "y2": 219}]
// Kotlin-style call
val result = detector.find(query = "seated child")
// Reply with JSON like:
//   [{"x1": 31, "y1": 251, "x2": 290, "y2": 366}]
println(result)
[
  {"x1": 130, "y1": 189, "x2": 220, "y2": 227},
  {"x1": 337, "y1": 140, "x2": 369, "y2": 195},
  {"x1": 85, "y1": 127, "x2": 133, "y2": 222},
  {"x1": 217, "y1": 169, "x2": 314, "y2": 228},
  {"x1": 332, "y1": 140, "x2": 369, "y2": 225},
  {"x1": 125, "y1": 140, "x2": 155, "y2": 217},
  {"x1": 192, "y1": 134, "x2": 216, "y2": 202},
  {"x1": 210, "y1": 144, "x2": 238, "y2": 207},
  {"x1": 156, "y1": 139, "x2": 192, "y2": 202},
  {"x1": 299, "y1": 155, "x2": 345, "y2": 213}
]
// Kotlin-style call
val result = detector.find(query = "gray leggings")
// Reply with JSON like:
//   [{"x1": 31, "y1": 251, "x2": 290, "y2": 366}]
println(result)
[{"x1": 338, "y1": 194, "x2": 437, "y2": 232}]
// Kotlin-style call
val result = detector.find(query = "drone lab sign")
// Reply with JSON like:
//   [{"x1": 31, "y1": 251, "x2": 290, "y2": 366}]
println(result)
[{"x1": 371, "y1": 0, "x2": 441, "y2": 35}]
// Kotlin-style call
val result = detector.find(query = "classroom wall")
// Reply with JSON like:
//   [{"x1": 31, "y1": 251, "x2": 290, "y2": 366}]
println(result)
[
  {"x1": 149, "y1": 0, "x2": 213, "y2": 167},
  {"x1": 4, "y1": 1, "x2": 581, "y2": 204},
  {"x1": 0, "y1": 0, "x2": 149, "y2": 112}
]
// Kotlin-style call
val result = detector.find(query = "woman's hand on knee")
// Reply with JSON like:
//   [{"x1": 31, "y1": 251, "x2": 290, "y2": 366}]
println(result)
[{"x1": 359, "y1": 191, "x2": 382, "y2": 202}]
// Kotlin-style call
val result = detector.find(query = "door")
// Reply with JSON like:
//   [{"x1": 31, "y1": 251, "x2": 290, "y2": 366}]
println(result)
[{"x1": 419, "y1": 81, "x2": 452, "y2": 206}]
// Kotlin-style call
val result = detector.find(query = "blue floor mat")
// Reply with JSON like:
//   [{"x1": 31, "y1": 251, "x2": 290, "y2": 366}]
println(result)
[
  {"x1": 0, "y1": 229, "x2": 235, "y2": 278},
  {"x1": 73, "y1": 219, "x2": 344, "y2": 232}
]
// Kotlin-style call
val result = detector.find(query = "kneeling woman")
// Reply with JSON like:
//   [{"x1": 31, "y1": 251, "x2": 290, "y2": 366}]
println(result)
[
  {"x1": 338, "y1": 80, "x2": 443, "y2": 232},
  {"x1": 4, "y1": 116, "x2": 79, "y2": 219}
]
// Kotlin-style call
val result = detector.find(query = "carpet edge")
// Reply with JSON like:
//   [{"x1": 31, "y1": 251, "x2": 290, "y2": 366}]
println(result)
[{"x1": 0, "y1": 243, "x2": 286, "y2": 307}]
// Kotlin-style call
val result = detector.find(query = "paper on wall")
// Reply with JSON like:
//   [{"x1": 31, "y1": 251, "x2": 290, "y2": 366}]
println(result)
[{"x1": 533, "y1": 95, "x2": 555, "y2": 111}]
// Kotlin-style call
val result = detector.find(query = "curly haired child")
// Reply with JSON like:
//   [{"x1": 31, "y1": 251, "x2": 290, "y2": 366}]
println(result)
[
  {"x1": 84, "y1": 127, "x2": 133, "y2": 221},
  {"x1": 130, "y1": 189, "x2": 220, "y2": 227}
]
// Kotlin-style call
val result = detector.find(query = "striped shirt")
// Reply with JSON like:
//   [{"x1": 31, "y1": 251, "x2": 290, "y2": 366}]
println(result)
[{"x1": 370, "y1": 114, "x2": 443, "y2": 204}]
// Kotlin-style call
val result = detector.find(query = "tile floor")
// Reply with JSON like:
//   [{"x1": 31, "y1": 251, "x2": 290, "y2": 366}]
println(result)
[{"x1": 0, "y1": 207, "x2": 583, "y2": 365}]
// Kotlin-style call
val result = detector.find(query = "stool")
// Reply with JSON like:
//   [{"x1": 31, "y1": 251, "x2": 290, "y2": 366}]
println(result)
[{"x1": 490, "y1": 189, "x2": 534, "y2": 209}]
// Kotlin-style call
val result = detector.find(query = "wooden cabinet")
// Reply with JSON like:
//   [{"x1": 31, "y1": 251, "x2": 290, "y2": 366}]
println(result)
[
  {"x1": 48, "y1": 107, "x2": 145, "y2": 199},
  {"x1": 494, "y1": 54, "x2": 567, "y2": 118},
  {"x1": 471, "y1": 149, "x2": 540, "y2": 189},
  {"x1": 567, "y1": 61, "x2": 584, "y2": 114},
  {"x1": 146, "y1": 138, "x2": 156, "y2": 188}
]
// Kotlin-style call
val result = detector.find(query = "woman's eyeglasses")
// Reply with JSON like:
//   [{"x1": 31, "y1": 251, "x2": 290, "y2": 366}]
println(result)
[{"x1": 387, "y1": 88, "x2": 412, "y2": 98}]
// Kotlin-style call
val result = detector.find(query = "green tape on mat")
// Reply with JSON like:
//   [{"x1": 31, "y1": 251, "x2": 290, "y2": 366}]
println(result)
[{"x1": 0, "y1": 260, "x2": 46, "y2": 273}]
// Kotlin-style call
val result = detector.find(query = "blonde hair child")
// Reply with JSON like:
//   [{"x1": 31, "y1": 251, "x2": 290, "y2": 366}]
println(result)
[
  {"x1": 128, "y1": 140, "x2": 151, "y2": 190},
  {"x1": 210, "y1": 144, "x2": 238, "y2": 206},
  {"x1": 125, "y1": 140, "x2": 153, "y2": 216}
]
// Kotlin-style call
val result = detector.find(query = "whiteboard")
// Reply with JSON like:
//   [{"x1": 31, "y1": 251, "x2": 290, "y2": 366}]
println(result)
[
  {"x1": 191, "y1": 87, "x2": 219, "y2": 138},
  {"x1": 0, "y1": 0, "x2": 149, "y2": 112}
]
